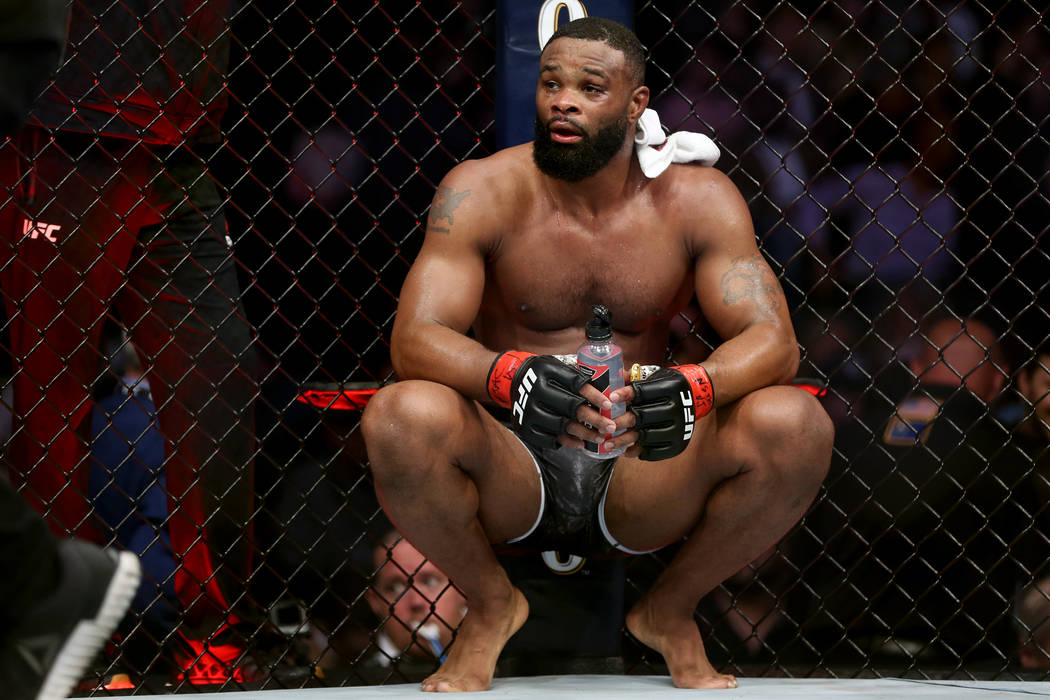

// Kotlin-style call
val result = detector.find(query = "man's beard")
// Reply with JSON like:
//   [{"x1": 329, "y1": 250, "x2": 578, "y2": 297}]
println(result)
[{"x1": 532, "y1": 114, "x2": 629, "y2": 182}]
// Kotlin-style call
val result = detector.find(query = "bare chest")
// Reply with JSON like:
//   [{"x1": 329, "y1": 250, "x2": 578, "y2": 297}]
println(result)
[{"x1": 484, "y1": 213, "x2": 693, "y2": 332}]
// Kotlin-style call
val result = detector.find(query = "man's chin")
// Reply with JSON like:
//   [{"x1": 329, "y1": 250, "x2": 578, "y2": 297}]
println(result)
[
  {"x1": 533, "y1": 149, "x2": 582, "y2": 181},
  {"x1": 534, "y1": 163, "x2": 591, "y2": 182}
]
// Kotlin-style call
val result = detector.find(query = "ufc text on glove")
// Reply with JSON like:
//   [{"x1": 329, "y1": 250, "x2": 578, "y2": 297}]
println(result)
[
  {"x1": 629, "y1": 364, "x2": 714, "y2": 461},
  {"x1": 487, "y1": 351, "x2": 589, "y2": 451}
]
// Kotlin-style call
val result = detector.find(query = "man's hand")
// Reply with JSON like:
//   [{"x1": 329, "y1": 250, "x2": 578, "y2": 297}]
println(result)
[
  {"x1": 608, "y1": 364, "x2": 714, "y2": 461},
  {"x1": 487, "y1": 351, "x2": 616, "y2": 451}
]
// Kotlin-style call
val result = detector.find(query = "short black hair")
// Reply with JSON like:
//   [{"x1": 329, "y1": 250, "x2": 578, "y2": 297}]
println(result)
[{"x1": 544, "y1": 17, "x2": 646, "y2": 87}]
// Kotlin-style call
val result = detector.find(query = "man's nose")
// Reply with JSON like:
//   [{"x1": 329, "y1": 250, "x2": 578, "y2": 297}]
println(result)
[
  {"x1": 403, "y1": 587, "x2": 430, "y2": 613},
  {"x1": 551, "y1": 92, "x2": 580, "y2": 115}
]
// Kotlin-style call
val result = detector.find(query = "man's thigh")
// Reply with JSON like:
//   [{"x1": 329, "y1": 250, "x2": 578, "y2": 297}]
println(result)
[
  {"x1": 603, "y1": 385, "x2": 820, "y2": 552},
  {"x1": 367, "y1": 381, "x2": 543, "y2": 544},
  {"x1": 470, "y1": 405, "x2": 546, "y2": 544}
]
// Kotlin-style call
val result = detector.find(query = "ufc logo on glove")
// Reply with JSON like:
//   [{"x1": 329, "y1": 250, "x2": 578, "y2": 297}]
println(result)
[
  {"x1": 513, "y1": 368, "x2": 538, "y2": 424},
  {"x1": 680, "y1": 391, "x2": 695, "y2": 441}
]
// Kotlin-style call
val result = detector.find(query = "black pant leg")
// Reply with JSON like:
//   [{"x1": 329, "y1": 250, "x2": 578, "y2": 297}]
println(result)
[{"x1": 116, "y1": 146, "x2": 258, "y2": 633}]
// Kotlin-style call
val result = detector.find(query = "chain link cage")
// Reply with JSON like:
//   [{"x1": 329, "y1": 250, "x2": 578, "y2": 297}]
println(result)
[{"x1": 2, "y1": 0, "x2": 1049, "y2": 693}]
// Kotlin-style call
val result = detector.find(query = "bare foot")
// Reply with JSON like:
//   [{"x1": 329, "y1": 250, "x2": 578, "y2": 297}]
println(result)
[
  {"x1": 626, "y1": 596, "x2": 738, "y2": 690},
  {"x1": 421, "y1": 586, "x2": 529, "y2": 692}
]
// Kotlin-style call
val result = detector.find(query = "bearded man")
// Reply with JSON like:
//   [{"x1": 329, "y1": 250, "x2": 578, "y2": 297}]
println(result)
[{"x1": 362, "y1": 17, "x2": 833, "y2": 692}]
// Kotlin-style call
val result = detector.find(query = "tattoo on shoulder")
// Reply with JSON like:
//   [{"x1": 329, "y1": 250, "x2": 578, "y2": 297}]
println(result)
[
  {"x1": 427, "y1": 185, "x2": 471, "y2": 234},
  {"x1": 721, "y1": 254, "x2": 782, "y2": 318}
]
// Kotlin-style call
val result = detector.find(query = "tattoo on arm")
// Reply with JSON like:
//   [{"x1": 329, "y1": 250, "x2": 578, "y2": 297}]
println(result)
[
  {"x1": 427, "y1": 185, "x2": 471, "y2": 234},
  {"x1": 721, "y1": 254, "x2": 782, "y2": 319}
]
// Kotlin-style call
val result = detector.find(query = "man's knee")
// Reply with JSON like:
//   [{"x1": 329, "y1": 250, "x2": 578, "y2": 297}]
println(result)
[
  {"x1": 362, "y1": 381, "x2": 465, "y2": 480},
  {"x1": 742, "y1": 386, "x2": 834, "y2": 484}
]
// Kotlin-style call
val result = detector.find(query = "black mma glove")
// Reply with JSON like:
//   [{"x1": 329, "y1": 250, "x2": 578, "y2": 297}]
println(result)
[
  {"x1": 487, "y1": 351, "x2": 589, "y2": 451},
  {"x1": 630, "y1": 364, "x2": 714, "y2": 461}
]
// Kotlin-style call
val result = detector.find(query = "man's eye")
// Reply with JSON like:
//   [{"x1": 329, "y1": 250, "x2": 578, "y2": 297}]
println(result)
[{"x1": 383, "y1": 581, "x2": 406, "y2": 597}]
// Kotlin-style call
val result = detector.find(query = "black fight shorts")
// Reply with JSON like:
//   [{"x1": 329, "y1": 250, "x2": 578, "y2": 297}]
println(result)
[{"x1": 502, "y1": 430, "x2": 658, "y2": 558}]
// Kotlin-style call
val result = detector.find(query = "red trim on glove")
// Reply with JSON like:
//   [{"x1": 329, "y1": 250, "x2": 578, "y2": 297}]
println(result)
[
  {"x1": 487, "y1": 351, "x2": 535, "y2": 408},
  {"x1": 669, "y1": 364, "x2": 714, "y2": 418}
]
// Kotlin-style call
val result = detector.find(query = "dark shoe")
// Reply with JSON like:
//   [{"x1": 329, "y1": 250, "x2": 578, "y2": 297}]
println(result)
[{"x1": 0, "y1": 539, "x2": 141, "y2": 700}]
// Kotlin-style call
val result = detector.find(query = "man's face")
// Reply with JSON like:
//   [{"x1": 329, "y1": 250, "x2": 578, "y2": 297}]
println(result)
[
  {"x1": 368, "y1": 538, "x2": 466, "y2": 659},
  {"x1": 1020, "y1": 354, "x2": 1050, "y2": 440},
  {"x1": 533, "y1": 37, "x2": 635, "y2": 181}
]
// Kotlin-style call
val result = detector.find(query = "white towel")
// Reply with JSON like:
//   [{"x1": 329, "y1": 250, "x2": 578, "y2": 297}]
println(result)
[{"x1": 634, "y1": 108, "x2": 719, "y2": 178}]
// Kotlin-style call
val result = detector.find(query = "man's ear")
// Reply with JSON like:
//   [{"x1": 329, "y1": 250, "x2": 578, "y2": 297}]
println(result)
[{"x1": 629, "y1": 85, "x2": 649, "y2": 123}]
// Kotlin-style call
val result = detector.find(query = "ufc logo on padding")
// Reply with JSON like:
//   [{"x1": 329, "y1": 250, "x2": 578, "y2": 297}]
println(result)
[
  {"x1": 681, "y1": 390, "x2": 695, "y2": 441},
  {"x1": 22, "y1": 218, "x2": 61, "y2": 243},
  {"x1": 513, "y1": 368, "x2": 538, "y2": 424}
]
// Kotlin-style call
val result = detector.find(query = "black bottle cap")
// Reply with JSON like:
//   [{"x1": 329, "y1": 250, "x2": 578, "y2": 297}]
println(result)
[{"x1": 586, "y1": 305, "x2": 613, "y2": 341}]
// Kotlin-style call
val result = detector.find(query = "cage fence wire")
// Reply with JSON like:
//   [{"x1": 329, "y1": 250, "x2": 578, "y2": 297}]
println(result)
[{"x1": 1, "y1": 0, "x2": 1048, "y2": 693}]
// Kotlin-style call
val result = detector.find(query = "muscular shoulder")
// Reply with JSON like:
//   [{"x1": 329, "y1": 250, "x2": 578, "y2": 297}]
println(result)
[
  {"x1": 652, "y1": 164, "x2": 754, "y2": 254},
  {"x1": 429, "y1": 146, "x2": 538, "y2": 239},
  {"x1": 441, "y1": 145, "x2": 533, "y2": 191}
]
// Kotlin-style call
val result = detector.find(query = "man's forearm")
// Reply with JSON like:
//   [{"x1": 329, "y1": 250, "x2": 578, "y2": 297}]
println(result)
[
  {"x1": 391, "y1": 321, "x2": 499, "y2": 404},
  {"x1": 695, "y1": 323, "x2": 799, "y2": 407}
]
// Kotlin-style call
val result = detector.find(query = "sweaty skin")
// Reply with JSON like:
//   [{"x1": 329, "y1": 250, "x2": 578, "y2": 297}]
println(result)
[{"x1": 364, "y1": 33, "x2": 832, "y2": 692}]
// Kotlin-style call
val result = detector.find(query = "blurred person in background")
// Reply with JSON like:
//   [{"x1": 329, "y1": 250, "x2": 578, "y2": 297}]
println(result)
[
  {"x1": 1005, "y1": 340, "x2": 1050, "y2": 659},
  {"x1": 0, "y1": 0, "x2": 261, "y2": 686},
  {"x1": 1015, "y1": 576, "x2": 1050, "y2": 670},
  {"x1": 88, "y1": 332, "x2": 180, "y2": 677},
  {"x1": 366, "y1": 529, "x2": 467, "y2": 670},
  {"x1": 807, "y1": 315, "x2": 1035, "y2": 665},
  {"x1": 0, "y1": 3, "x2": 141, "y2": 699}
]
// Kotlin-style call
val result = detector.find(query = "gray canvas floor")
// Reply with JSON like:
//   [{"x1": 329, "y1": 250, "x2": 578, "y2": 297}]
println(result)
[{"x1": 110, "y1": 675, "x2": 1050, "y2": 698}]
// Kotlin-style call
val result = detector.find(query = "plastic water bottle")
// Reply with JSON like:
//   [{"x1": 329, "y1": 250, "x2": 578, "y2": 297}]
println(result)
[{"x1": 576, "y1": 305, "x2": 626, "y2": 458}]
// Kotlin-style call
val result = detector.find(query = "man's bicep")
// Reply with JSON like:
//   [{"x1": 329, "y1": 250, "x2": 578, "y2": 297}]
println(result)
[
  {"x1": 397, "y1": 243, "x2": 486, "y2": 333},
  {"x1": 425, "y1": 180, "x2": 477, "y2": 235},
  {"x1": 697, "y1": 248, "x2": 788, "y2": 337},
  {"x1": 397, "y1": 170, "x2": 491, "y2": 332},
  {"x1": 692, "y1": 181, "x2": 790, "y2": 338}
]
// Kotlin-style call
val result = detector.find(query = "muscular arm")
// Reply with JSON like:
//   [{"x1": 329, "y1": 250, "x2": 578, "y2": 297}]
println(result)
[
  {"x1": 390, "y1": 163, "x2": 502, "y2": 402},
  {"x1": 689, "y1": 171, "x2": 799, "y2": 405}
]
